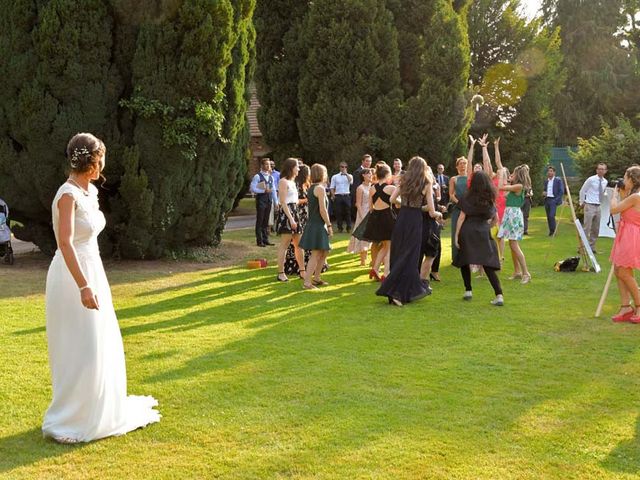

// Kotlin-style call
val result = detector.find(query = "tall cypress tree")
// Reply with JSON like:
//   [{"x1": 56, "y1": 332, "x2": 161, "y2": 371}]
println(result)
[
  {"x1": 387, "y1": 0, "x2": 471, "y2": 166},
  {"x1": 254, "y1": 0, "x2": 309, "y2": 160},
  {"x1": 0, "y1": 0, "x2": 121, "y2": 254},
  {"x1": 296, "y1": 0, "x2": 402, "y2": 168},
  {"x1": 0, "y1": 0, "x2": 255, "y2": 258}
]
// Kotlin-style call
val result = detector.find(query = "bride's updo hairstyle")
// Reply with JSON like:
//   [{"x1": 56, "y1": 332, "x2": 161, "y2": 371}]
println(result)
[{"x1": 66, "y1": 133, "x2": 106, "y2": 174}]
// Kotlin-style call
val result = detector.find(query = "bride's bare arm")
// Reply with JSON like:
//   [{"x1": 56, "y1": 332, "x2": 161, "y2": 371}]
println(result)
[{"x1": 57, "y1": 194, "x2": 99, "y2": 310}]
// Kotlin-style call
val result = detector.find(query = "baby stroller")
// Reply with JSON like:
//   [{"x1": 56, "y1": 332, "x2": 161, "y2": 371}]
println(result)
[{"x1": 0, "y1": 197, "x2": 15, "y2": 265}]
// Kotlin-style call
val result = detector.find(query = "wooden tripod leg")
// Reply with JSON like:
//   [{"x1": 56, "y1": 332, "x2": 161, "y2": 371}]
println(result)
[{"x1": 595, "y1": 262, "x2": 615, "y2": 317}]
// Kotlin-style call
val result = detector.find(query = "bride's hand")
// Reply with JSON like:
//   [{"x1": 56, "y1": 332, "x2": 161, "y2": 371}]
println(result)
[{"x1": 81, "y1": 287, "x2": 100, "y2": 310}]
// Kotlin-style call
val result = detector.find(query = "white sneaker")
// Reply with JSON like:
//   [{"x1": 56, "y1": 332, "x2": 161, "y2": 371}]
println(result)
[
  {"x1": 463, "y1": 291, "x2": 473, "y2": 301},
  {"x1": 491, "y1": 295, "x2": 504, "y2": 306}
]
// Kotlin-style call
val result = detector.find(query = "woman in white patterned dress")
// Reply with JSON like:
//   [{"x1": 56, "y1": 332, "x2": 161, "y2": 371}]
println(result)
[{"x1": 42, "y1": 133, "x2": 160, "y2": 443}]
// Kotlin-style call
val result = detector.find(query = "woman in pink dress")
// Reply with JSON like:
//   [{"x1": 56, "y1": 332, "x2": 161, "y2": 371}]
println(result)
[{"x1": 609, "y1": 165, "x2": 640, "y2": 323}]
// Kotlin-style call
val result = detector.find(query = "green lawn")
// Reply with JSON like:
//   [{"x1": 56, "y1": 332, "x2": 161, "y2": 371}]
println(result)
[{"x1": 2, "y1": 207, "x2": 640, "y2": 479}]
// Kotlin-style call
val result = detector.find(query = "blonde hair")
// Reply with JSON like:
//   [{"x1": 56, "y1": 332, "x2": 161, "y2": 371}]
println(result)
[
  {"x1": 512, "y1": 164, "x2": 531, "y2": 191},
  {"x1": 455, "y1": 156, "x2": 467, "y2": 167},
  {"x1": 625, "y1": 165, "x2": 640, "y2": 194},
  {"x1": 310, "y1": 163, "x2": 327, "y2": 184}
]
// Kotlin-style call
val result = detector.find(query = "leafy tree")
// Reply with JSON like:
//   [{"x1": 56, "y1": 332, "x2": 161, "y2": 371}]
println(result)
[
  {"x1": 542, "y1": 0, "x2": 638, "y2": 144},
  {"x1": 572, "y1": 115, "x2": 640, "y2": 182},
  {"x1": 467, "y1": 0, "x2": 565, "y2": 179}
]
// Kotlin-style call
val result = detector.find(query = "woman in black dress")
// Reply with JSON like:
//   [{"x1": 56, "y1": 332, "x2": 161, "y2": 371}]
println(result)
[
  {"x1": 376, "y1": 157, "x2": 443, "y2": 306},
  {"x1": 420, "y1": 166, "x2": 443, "y2": 282},
  {"x1": 453, "y1": 171, "x2": 504, "y2": 306},
  {"x1": 362, "y1": 163, "x2": 396, "y2": 280}
]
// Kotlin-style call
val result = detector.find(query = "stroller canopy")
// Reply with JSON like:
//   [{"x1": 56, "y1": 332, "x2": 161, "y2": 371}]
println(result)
[{"x1": 0, "y1": 198, "x2": 11, "y2": 243}]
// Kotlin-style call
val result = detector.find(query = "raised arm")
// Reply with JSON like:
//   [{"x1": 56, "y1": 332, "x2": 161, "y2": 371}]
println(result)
[
  {"x1": 481, "y1": 141, "x2": 493, "y2": 177},
  {"x1": 466, "y1": 135, "x2": 476, "y2": 177},
  {"x1": 494, "y1": 137, "x2": 504, "y2": 171},
  {"x1": 501, "y1": 182, "x2": 523, "y2": 194},
  {"x1": 610, "y1": 187, "x2": 639, "y2": 215}
]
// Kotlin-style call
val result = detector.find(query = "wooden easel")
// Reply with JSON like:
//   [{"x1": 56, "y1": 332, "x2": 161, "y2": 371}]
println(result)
[{"x1": 560, "y1": 163, "x2": 600, "y2": 272}]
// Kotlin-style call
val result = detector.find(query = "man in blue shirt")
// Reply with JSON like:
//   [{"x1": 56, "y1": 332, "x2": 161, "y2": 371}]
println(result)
[{"x1": 250, "y1": 158, "x2": 278, "y2": 246}]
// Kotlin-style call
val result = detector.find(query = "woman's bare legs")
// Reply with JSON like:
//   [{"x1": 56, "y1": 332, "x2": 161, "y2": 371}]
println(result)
[{"x1": 277, "y1": 233, "x2": 292, "y2": 280}]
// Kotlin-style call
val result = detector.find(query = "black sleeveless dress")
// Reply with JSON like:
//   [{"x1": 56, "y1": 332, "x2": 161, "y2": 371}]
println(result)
[
  {"x1": 362, "y1": 184, "x2": 395, "y2": 241},
  {"x1": 376, "y1": 196, "x2": 431, "y2": 304}
]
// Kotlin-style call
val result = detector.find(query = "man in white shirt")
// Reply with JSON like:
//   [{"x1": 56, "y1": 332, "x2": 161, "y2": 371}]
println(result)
[
  {"x1": 330, "y1": 162, "x2": 353, "y2": 232},
  {"x1": 579, "y1": 163, "x2": 608, "y2": 252},
  {"x1": 249, "y1": 158, "x2": 278, "y2": 247}
]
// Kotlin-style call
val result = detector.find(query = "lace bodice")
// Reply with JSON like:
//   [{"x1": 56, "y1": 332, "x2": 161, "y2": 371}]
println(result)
[{"x1": 51, "y1": 182, "x2": 105, "y2": 253}]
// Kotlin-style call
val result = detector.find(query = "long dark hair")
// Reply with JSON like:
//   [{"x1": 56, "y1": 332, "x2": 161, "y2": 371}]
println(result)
[
  {"x1": 280, "y1": 157, "x2": 298, "y2": 180},
  {"x1": 465, "y1": 171, "x2": 496, "y2": 209},
  {"x1": 400, "y1": 156, "x2": 430, "y2": 208},
  {"x1": 296, "y1": 164, "x2": 311, "y2": 192}
]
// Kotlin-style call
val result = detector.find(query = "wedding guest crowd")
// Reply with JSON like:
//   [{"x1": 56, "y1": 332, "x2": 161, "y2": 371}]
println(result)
[{"x1": 266, "y1": 134, "x2": 558, "y2": 308}]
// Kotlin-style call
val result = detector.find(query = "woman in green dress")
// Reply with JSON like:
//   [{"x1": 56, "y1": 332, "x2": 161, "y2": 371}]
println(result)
[{"x1": 299, "y1": 164, "x2": 333, "y2": 289}]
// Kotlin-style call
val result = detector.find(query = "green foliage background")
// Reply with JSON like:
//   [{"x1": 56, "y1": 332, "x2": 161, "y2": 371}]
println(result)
[
  {"x1": 0, "y1": 0, "x2": 255, "y2": 258},
  {"x1": 255, "y1": 0, "x2": 471, "y2": 170}
]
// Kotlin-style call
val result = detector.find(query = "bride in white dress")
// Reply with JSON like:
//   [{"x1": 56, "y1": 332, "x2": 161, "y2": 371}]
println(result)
[{"x1": 43, "y1": 133, "x2": 160, "y2": 443}]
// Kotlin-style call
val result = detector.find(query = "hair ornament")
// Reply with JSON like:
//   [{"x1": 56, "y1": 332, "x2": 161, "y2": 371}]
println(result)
[{"x1": 70, "y1": 147, "x2": 91, "y2": 168}]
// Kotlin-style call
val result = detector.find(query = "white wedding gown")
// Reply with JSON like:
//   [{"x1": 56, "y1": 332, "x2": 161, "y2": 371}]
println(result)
[{"x1": 42, "y1": 182, "x2": 160, "y2": 442}]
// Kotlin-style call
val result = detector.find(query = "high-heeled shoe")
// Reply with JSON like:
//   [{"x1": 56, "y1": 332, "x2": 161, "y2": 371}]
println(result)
[
  {"x1": 612, "y1": 305, "x2": 635, "y2": 322},
  {"x1": 520, "y1": 273, "x2": 532, "y2": 285},
  {"x1": 276, "y1": 272, "x2": 288, "y2": 282},
  {"x1": 369, "y1": 268, "x2": 381, "y2": 281},
  {"x1": 380, "y1": 274, "x2": 386, "y2": 282},
  {"x1": 429, "y1": 273, "x2": 441, "y2": 282},
  {"x1": 388, "y1": 296, "x2": 403, "y2": 307}
]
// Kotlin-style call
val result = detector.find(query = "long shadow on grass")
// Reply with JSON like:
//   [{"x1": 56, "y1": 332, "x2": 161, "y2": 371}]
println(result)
[
  {"x1": 0, "y1": 427, "x2": 85, "y2": 473},
  {"x1": 602, "y1": 414, "x2": 640, "y2": 475},
  {"x1": 129, "y1": 252, "x2": 640, "y2": 475}
]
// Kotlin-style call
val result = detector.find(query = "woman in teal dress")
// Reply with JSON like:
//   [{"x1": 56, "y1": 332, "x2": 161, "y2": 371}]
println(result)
[
  {"x1": 299, "y1": 164, "x2": 332, "y2": 289},
  {"x1": 449, "y1": 136, "x2": 477, "y2": 261}
]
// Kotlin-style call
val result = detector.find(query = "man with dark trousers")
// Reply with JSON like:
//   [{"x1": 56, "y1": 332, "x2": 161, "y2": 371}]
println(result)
[
  {"x1": 331, "y1": 162, "x2": 354, "y2": 232},
  {"x1": 435, "y1": 163, "x2": 450, "y2": 206},
  {"x1": 543, "y1": 165, "x2": 564, "y2": 236},
  {"x1": 250, "y1": 158, "x2": 277, "y2": 246}
]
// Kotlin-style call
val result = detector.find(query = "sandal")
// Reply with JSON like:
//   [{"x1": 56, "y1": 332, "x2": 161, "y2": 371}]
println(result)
[
  {"x1": 612, "y1": 305, "x2": 635, "y2": 322},
  {"x1": 508, "y1": 273, "x2": 522, "y2": 280},
  {"x1": 520, "y1": 274, "x2": 532, "y2": 285},
  {"x1": 312, "y1": 279, "x2": 329, "y2": 286},
  {"x1": 276, "y1": 272, "x2": 288, "y2": 282},
  {"x1": 53, "y1": 436, "x2": 80, "y2": 444},
  {"x1": 302, "y1": 283, "x2": 318, "y2": 290}
]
